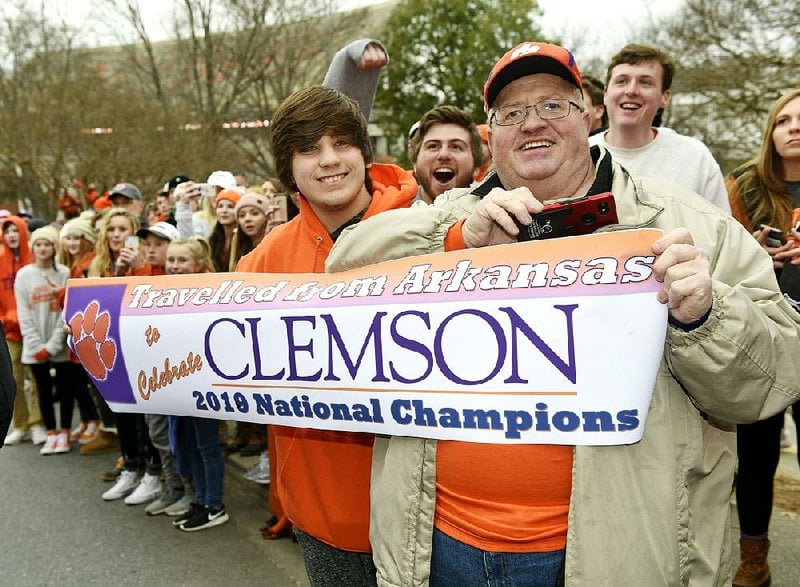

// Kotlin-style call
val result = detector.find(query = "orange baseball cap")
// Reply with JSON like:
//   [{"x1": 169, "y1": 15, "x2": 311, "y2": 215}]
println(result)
[{"x1": 484, "y1": 42, "x2": 582, "y2": 113}]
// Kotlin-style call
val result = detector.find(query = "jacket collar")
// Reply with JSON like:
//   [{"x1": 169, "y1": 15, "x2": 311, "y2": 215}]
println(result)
[
  {"x1": 470, "y1": 146, "x2": 663, "y2": 229},
  {"x1": 297, "y1": 163, "x2": 419, "y2": 244}
]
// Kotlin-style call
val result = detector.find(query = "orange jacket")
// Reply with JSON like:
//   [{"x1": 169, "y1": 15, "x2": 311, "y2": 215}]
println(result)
[
  {"x1": 70, "y1": 251, "x2": 96, "y2": 279},
  {"x1": 0, "y1": 216, "x2": 33, "y2": 342},
  {"x1": 236, "y1": 164, "x2": 417, "y2": 552}
]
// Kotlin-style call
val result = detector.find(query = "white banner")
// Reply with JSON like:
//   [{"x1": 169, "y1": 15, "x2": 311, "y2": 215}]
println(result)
[{"x1": 65, "y1": 229, "x2": 667, "y2": 445}]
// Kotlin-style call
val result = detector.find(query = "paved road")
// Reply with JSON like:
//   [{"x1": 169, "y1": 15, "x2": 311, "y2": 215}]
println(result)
[
  {"x1": 1, "y1": 436, "x2": 798, "y2": 585},
  {"x1": 0, "y1": 442, "x2": 308, "y2": 586}
]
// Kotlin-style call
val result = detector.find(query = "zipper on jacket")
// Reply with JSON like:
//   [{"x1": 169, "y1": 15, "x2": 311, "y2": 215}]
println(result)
[{"x1": 314, "y1": 235, "x2": 325, "y2": 272}]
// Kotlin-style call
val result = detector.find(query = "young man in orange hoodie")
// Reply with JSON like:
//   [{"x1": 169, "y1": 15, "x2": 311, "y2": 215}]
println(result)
[
  {"x1": 236, "y1": 85, "x2": 417, "y2": 585},
  {"x1": 1, "y1": 216, "x2": 47, "y2": 446}
]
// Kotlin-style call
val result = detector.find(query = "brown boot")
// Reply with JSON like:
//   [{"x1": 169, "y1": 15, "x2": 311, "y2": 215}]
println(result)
[
  {"x1": 733, "y1": 537, "x2": 771, "y2": 587},
  {"x1": 79, "y1": 429, "x2": 120, "y2": 456}
]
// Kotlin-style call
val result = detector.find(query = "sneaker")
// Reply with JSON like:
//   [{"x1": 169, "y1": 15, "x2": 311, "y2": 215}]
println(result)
[
  {"x1": 70, "y1": 422, "x2": 88, "y2": 442},
  {"x1": 39, "y1": 433, "x2": 58, "y2": 455},
  {"x1": 180, "y1": 505, "x2": 229, "y2": 532},
  {"x1": 79, "y1": 421, "x2": 100, "y2": 444},
  {"x1": 4, "y1": 428, "x2": 26, "y2": 445},
  {"x1": 145, "y1": 487, "x2": 183, "y2": 516},
  {"x1": 80, "y1": 430, "x2": 120, "y2": 456},
  {"x1": 102, "y1": 470, "x2": 141, "y2": 501},
  {"x1": 53, "y1": 431, "x2": 71, "y2": 454},
  {"x1": 124, "y1": 473, "x2": 161, "y2": 505},
  {"x1": 165, "y1": 493, "x2": 195, "y2": 518},
  {"x1": 172, "y1": 502, "x2": 204, "y2": 526},
  {"x1": 244, "y1": 451, "x2": 270, "y2": 484},
  {"x1": 30, "y1": 425, "x2": 48, "y2": 445}
]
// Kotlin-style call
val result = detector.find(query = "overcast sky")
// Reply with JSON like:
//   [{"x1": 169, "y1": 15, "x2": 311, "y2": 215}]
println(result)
[{"x1": 32, "y1": 0, "x2": 683, "y2": 61}]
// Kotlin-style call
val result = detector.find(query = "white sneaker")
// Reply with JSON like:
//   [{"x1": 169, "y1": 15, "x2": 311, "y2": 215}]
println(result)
[
  {"x1": 30, "y1": 426, "x2": 48, "y2": 445},
  {"x1": 53, "y1": 431, "x2": 71, "y2": 454},
  {"x1": 102, "y1": 470, "x2": 141, "y2": 501},
  {"x1": 124, "y1": 473, "x2": 161, "y2": 505},
  {"x1": 4, "y1": 428, "x2": 25, "y2": 445},
  {"x1": 39, "y1": 434, "x2": 58, "y2": 455},
  {"x1": 244, "y1": 451, "x2": 270, "y2": 484}
]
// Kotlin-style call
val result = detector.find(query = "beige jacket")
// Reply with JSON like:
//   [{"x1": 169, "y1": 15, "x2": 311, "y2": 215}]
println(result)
[{"x1": 326, "y1": 154, "x2": 800, "y2": 586}]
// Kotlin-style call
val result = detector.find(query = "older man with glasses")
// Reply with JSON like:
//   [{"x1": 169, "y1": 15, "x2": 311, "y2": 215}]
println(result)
[{"x1": 326, "y1": 41, "x2": 800, "y2": 586}]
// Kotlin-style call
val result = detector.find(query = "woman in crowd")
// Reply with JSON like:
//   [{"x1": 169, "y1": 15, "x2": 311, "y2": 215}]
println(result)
[
  {"x1": 58, "y1": 218, "x2": 102, "y2": 444},
  {"x1": 227, "y1": 192, "x2": 273, "y2": 270},
  {"x1": 208, "y1": 189, "x2": 240, "y2": 273},
  {"x1": 165, "y1": 237, "x2": 229, "y2": 531},
  {"x1": 88, "y1": 208, "x2": 162, "y2": 502},
  {"x1": 1, "y1": 215, "x2": 46, "y2": 446},
  {"x1": 727, "y1": 88, "x2": 800, "y2": 587},
  {"x1": 15, "y1": 226, "x2": 71, "y2": 454}
]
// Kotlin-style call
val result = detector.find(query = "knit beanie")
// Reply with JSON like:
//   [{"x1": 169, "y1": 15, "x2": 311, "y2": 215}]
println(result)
[
  {"x1": 60, "y1": 219, "x2": 97, "y2": 245},
  {"x1": 214, "y1": 189, "x2": 242, "y2": 208},
  {"x1": 234, "y1": 192, "x2": 272, "y2": 216},
  {"x1": 29, "y1": 225, "x2": 61, "y2": 249}
]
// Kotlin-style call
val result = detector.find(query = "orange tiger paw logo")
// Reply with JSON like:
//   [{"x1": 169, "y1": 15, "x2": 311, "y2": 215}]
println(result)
[{"x1": 69, "y1": 301, "x2": 117, "y2": 381}]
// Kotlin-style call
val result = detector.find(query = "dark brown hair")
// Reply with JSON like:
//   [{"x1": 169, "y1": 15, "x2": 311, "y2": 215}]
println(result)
[
  {"x1": 606, "y1": 44, "x2": 675, "y2": 91},
  {"x1": 270, "y1": 85, "x2": 373, "y2": 193},
  {"x1": 408, "y1": 105, "x2": 482, "y2": 170}
]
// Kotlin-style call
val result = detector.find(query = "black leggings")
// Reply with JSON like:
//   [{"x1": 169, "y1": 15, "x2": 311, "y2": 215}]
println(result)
[
  {"x1": 116, "y1": 412, "x2": 161, "y2": 475},
  {"x1": 736, "y1": 404, "x2": 799, "y2": 537},
  {"x1": 62, "y1": 362, "x2": 99, "y2": 422},
  {"x1": 30, "y1": 362, "x2": 73, "y2": 431}
]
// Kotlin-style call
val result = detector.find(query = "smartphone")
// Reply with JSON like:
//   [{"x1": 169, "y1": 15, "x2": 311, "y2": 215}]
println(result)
[
  {"x1": 761, "y1": 224, "x2": 785, "y2": 248},
  {"x1": 517, "y1": 192, "x2": 618, "y2": 241},
  {"x1": 124, "y1": 235, "x2": 140, "y2": 250},
  {"x1": 272, "y1": 194, "x2": 288, "y2": 223},
  {"x1": 197, "y1": 183, "x2": 217, "y2": 200}
]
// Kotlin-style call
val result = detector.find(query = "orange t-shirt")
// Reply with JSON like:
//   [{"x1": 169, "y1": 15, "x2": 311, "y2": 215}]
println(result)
[{"x1": 435, "y1": 441, "x2": 573, "y2": 553}]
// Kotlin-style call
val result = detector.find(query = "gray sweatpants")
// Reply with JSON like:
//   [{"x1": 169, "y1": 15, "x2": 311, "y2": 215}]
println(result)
[{"x1": 145, "y1": 413, "x2": 182, "y2": 491}]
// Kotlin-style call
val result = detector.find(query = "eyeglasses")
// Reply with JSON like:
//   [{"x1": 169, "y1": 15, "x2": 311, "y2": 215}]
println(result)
[{"x1": 491, "y1": 99, "x2": 583, "y2": 126}]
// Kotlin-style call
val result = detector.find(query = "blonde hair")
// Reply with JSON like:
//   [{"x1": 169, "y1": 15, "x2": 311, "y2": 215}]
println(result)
[
  {"x1": 168, "y1": 237, "x2": 214, "y2": 274},
  {"x1": 58, "y1": 237, "x2": 95, "y2": 268},
  {"x1": 736, "y1": 89, "x2": 800, "y2": 232},
  {"x1": 89, "y1": 208, "x2": 140, "y2": 277}
]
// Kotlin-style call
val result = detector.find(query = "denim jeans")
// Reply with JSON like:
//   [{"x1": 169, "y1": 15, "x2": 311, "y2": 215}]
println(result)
[
  {"x1": 430, "y1": 528, "x2": 565, "y2": 587},
  {"x1": 188, "y1": 416, "x2": 224, "y2": 509}
]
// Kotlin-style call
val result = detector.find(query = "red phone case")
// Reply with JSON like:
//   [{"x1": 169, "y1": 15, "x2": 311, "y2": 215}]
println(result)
[{"x1": 518, "y1": 192, "x2": 618, "y2": 241}]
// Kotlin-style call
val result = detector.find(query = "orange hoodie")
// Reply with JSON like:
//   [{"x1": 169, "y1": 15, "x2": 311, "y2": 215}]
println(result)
[
  {"x1": 236, "y1": 163, "x2": 418, "y2": 552},
  {"x1": 0, "y1": 216, "x2": 33, "y2": 342}
]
